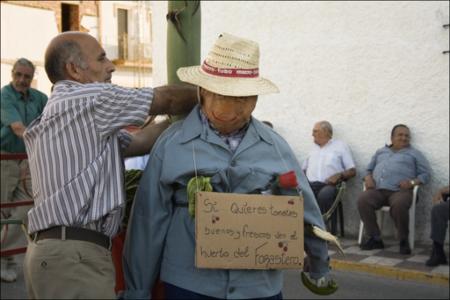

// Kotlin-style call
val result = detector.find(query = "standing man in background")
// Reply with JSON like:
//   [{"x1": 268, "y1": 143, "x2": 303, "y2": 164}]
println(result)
[
  {"x1": 22, "y1": 31, "x2": 197, "y2": 299},
  {"x1": 1, "y1": 58, "x2": 48, "y2": 282},
  {"x1": 302, "y1": 120, "x2": 356, "y2": 234}
]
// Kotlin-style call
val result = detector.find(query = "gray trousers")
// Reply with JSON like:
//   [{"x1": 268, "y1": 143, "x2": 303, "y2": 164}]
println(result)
[
  {"x1": 357, "y1": 188, "x2": 412, "y2": 241},
  {"x1": 309, "y1": 182, "x2": 338, "y2": 233},
  {"x1": 430, "y1": 200, "x2": 449, "y2": 244}
]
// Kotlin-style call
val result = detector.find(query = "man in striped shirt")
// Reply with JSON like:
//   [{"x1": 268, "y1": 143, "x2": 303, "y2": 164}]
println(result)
[{"x1": 22, "y1": 31, "x2": 197, "y2": 299}]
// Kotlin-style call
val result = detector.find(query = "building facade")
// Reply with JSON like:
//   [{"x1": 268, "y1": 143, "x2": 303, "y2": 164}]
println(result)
[
  {"x1": 150, "y1": 1, "x2": 449, "y2": 242},
  {"x1": 1, "y1": 0, "x2": 153, "y2": 95}
]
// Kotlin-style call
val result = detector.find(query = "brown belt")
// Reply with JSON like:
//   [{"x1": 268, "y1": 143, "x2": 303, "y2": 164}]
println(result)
[{"x1": 34, "y1": 226, "x2": 111, "y2": 250}]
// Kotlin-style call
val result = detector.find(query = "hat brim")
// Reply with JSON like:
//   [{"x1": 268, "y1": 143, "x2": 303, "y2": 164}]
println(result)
[{"x1": 177, "y1": 66, "x2": 279, "y2": 97}]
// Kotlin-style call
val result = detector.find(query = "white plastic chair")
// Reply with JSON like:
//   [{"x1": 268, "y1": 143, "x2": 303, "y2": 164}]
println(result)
[{"x1": 358, "y1": 184, "x2": 419, "y2": 250}]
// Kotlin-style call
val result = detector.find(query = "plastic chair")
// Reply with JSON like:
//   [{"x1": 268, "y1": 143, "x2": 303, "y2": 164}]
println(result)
[
  {"x1": 358, "y1": 184, "x2": 419, "y2": 250},
  {"x1": 322, "y1": 181, "x2": 346, "y2": 236}
]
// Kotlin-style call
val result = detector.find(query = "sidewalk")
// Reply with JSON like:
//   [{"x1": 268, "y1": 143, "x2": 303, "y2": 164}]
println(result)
[
  {"x1": 2, "y1": 237, "x2": 449, "y2": 299},
  {"x1": 329, "y1": 236, "x2": 449, "y2": 286}
]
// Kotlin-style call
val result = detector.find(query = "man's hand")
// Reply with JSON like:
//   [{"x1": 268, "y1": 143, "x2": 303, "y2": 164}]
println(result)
[
  {"x1": 150, "y1": 84, "x2": 197, "y2": 116},
  {"x1": 399, "y1": 179, "x2": 413, "y2": 190},
  {"x1": 10, "y1": 121, "x2": 27, "y2": 138},
  {"x1": 432, "y1": 186, "x2": 450, "y2": 204},
  {"x1": 325, "y1": 173, "x2": 342, "y2": 185},
  {"x1": 364, "y1": 175, "x2": 376, "y2": 190},
  {"x1": 432, "y1": 191, "x2": 443, "y2": 204}
]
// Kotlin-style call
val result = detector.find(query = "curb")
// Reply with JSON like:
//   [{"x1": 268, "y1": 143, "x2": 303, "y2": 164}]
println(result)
[{"x1": 330, "y1": 259, "x2": 449, "y2": 286}]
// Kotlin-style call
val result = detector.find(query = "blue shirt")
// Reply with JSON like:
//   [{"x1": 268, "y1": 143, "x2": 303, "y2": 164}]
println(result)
[
  {"x1": 1, "y1": 83, "x2": 47, "y2": 152},
  {"x1": 366, "y1": 145, "x2": 431, "y2": 191},
  {"x1": 123, "y1": 105, "x2": 330, "y2": 299}
]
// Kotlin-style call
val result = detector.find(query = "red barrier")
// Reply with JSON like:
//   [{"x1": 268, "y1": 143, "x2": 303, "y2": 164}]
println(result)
[
  {"x1": 1, "y1": 201, "x2": 34, "y2": 209},
  {"x1": 0, "y1": 153, "x2": 28, "y2": 160},
  {"x1": 112, "y1": 230, "x2": 165, "y2": 298}
]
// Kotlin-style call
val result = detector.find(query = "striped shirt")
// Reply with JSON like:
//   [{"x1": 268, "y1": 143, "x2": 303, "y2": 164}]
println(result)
[{"x1": 23, "y1": 80, "x2": 152, "y2": 237}]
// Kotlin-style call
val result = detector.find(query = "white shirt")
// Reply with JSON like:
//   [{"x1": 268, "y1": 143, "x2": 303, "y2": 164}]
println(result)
[
  {"x1": 125, "y1": 154, "x2": 150, "y2": 170},
  {"x1": 302, "y1": 139, "x2": 355, "y2": 183}
]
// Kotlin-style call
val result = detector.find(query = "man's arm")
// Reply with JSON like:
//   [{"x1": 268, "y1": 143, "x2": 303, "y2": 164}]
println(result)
[
  {"x1": 364, "y1": 173, "x2": 376, "y2": 189},
  {"x1": 432, "y1": 185, "x2": 450, "y2": 204},
  {"x1": 326, "y1": 168, "x2": 356, "y2": 185},
  {"x1": 1, "y1": 89, "x2": 27, "y2": 138},
  {"x1": 123, "y1": 118, "x2": 170, "y2": 158},
  {"x1": 364, "y1": 150, "x2": 380, "y2": 189},
  {"x1": 399, "y1": 150, "x2": 431, "y2": 189},
  {"x1": 150, "y1": 84, "x2": 197, "y2": 116},
  {"x1": 122, "y1": 146, "x2": 173, "y2": 299}
]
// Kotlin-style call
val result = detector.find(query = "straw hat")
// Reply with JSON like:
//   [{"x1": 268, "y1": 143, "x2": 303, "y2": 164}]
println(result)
[{"x1": 177, "y1": 33, "x2": 279, "y2": 97}]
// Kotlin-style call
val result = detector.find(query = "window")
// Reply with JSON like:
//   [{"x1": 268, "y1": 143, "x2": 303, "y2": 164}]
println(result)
[
  {"x1": 117, "y1": 8, "x2": 128, "y2": 60},
  {"x1": 61, "y1": 3, "x2": 80, "y2": 32}
]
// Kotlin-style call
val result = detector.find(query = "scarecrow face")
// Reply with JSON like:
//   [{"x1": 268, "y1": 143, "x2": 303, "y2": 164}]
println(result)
[{"x1": 200, "y1": 88, "x2": 257, "y2": 135}]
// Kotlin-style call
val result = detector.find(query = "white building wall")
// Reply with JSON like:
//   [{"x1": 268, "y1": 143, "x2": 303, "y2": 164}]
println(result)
[
  {"x1": 151, "y1": 1, "x2": 450, "y2": 242},
  {"x1": 1, "y1": 2, "x2": 153, "y2": 92},
  {"x1": 99, "y1": 1, "x2": 121, "y2": 59},
  {"x1": 1, "y1": 3, "x2": 59, "y2": 95},
  {"x1": 99, "y1": 1, "x2": 153, "y2": 88}
]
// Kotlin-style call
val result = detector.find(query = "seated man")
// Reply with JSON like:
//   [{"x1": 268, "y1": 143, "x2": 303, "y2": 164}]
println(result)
[
  {"x1": 302, "y1": 121, "x2": 356, "y2": 234},
  {"x1": 358, "y1": 124, "x2": 431, "y2": 254},
  {"x1": 123, "y1": 33, "x2": 334, "y2": 299},
  {"x1": 426, "y1": 185, "x2": 449, "y2": 266}
]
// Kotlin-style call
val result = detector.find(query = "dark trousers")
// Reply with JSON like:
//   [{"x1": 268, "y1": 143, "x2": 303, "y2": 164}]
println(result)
[
  {"x1": 309, "y1": 182, "x2": 338, "y2": 234},
  {"x1": 164, "y1": 282, "x2": 283, "y2": 300},
  {"x1": 430, "y1": 200, "x2": 449, "y2": 244},
  {"x1": 357, "y1": 188, "x2": 412, "y2": 241}
]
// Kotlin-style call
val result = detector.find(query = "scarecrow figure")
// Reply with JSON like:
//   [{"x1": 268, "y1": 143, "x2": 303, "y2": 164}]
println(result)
[{"x1": 122, "y1": 33, "x2": 338, "y2": 299}]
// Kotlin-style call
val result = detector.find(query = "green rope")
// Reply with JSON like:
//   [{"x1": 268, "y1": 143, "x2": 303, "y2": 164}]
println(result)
[{"x1": 186, "y1": 176, "x2": 212, "y2": 218}]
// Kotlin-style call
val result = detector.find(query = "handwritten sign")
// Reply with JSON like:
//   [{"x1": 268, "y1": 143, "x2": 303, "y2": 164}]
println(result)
[{"x1": 195, "y1": 192, "x2": 304, "y2": 269}]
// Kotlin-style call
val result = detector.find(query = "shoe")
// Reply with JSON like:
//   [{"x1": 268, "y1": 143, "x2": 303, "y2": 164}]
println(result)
[
  {"x1": 1, "y1": 258, "x2": 17, "y2": 283},
  {"x1": 399, "y1": 240, "x2": 411, "y2": 255},
  {"x1": 360, "y1": 237, "x2": 384, "y2": 250},
  {"x1": 0, "y1": 268, "x2": 17, "y2": 283},
  {"x1": 426, "y1": 245, "x2": 448, "y2": 267}
]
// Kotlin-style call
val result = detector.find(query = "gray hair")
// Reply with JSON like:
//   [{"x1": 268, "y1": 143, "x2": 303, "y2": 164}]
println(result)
[
  {"x1": 45, "y1": 40, "x2": 87, "y2": 84},
  {"x1": 13, "y1": 58, "x2": 35, "y2": 74},
  {"x1": 318, "y1": 120, "x2": 333, "y2": 138}
]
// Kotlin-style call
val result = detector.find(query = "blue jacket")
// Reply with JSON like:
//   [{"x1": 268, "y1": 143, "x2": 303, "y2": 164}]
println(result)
[{"x1": 123, "y1": 106, "x2": 330, "y2": 299}]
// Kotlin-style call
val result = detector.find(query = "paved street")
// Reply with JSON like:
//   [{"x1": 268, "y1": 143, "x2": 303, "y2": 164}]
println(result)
[
  {"x1": 2, "y1": 253, "x2": 449, "y2": 299},
  {"x1": 283, "y1": 269, "x2": 449, "y2": 299}
]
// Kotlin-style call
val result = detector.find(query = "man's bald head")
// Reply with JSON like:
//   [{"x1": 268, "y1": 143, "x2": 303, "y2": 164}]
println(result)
[{"x1": 45, "y1": 32, "x2": 91, "y2": 84}]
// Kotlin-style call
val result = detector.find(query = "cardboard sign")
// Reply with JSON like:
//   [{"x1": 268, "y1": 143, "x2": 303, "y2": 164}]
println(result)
[{"x1": 195, "y1": 192, "x2": 304, "y2": 269}]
